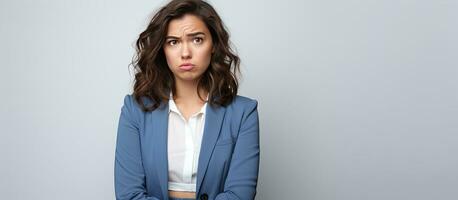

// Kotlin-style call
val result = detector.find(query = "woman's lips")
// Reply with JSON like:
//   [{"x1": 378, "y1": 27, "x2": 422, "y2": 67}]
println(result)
[{"x1": 179, "y1": 64, "x2": 194, "y2": 71}]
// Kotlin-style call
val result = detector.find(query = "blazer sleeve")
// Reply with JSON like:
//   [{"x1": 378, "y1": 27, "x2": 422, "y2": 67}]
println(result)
[
  {"x1": 114, "y1": 95, "x2": 161, "y2": 200},
  {"x1": 215, "y1": 100, "x2": 260, "y2": 200}
]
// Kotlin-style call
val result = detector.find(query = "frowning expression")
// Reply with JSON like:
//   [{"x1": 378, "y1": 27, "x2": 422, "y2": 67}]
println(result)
[{"x1": 163, "y1": 14, "x2": 214, "y2": 82}]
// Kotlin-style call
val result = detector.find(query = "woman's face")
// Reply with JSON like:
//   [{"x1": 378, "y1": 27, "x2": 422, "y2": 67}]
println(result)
[{"x1": 163, "y1": 14, "x2": 214, "y2": 83}]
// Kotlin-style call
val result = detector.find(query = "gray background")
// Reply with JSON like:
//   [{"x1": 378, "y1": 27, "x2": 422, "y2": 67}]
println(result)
[{"x1": 1, "y1": 0, "x2": 457, "y2": 199}]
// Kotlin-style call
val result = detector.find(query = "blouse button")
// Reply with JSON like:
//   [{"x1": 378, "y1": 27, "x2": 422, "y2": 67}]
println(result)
[{"x1": 200, "y1": 193, "x2": 208, "y2": 200}]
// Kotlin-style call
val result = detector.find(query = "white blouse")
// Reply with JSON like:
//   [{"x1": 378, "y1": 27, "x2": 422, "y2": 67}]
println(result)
[{"x1": 167, "y1": 92, "x2": 208, "y2": 192}]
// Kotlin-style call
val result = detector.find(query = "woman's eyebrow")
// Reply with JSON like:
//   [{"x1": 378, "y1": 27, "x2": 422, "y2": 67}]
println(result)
[{"x1": 166, "y1": 32, "x2": 206, "y2": 39}]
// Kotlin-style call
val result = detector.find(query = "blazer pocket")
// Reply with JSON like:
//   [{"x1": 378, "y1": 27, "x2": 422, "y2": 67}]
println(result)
[{"x1": 215, "y1": 138, "x2": 234, "y2": 146}]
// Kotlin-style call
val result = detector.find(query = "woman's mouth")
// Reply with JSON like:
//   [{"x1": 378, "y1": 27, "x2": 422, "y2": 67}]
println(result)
[{"x1": 179, "y1": 63, "x2": 195, "y2": 71}]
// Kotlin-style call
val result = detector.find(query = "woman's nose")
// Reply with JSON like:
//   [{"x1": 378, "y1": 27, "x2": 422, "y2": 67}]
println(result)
[{"x1": 181, "y1": 43, "x2": 191, "y2": 59}]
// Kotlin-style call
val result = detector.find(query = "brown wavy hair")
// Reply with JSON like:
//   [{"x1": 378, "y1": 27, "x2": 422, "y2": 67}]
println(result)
[{"x1": 129, "y1": 0, "x2": 241, "y2": 112}]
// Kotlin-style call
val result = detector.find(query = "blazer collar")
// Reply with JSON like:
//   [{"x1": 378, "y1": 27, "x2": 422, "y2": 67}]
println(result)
[{"x1": 150, "y1": 99, "x2": 226, "y2": 198}]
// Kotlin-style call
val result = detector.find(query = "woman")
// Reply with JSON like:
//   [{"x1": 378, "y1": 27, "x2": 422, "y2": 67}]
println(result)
[{"x1": 114, "y1": 0, "x2": 260, "y2": 200}]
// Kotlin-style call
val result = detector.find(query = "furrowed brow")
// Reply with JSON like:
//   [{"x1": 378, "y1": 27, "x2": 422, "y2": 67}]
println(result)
[{"x1": 165, "y1": 32, "x2": 206, "y2": 40}]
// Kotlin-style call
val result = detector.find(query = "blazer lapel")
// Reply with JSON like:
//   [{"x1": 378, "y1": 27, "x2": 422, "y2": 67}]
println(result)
[
  {"x1": 151, "y1": 101, "x2": 169, "y2": 199},
  {"x1": 196, "y1": 103, "x2": 226, "y2": 194}
]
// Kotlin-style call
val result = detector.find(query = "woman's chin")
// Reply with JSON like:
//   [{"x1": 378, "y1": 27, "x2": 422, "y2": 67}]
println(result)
[{"x1": 176, "y1": 75, "x2": 200, "y2": 82}]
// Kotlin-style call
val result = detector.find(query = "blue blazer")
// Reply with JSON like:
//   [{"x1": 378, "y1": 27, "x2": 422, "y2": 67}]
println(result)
[{"x1": 115, "y1": 94, "x2": 260, "y2": 200}]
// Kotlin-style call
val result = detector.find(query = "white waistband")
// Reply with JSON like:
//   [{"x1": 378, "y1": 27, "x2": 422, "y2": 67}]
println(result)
[{"x1": 168, "y1": 181, "x2": 196, "y2": 192}]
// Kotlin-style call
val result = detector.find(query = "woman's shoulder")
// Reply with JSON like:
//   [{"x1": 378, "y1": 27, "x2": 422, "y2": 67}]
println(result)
[
  {"x1": 228, "y1": 95, "x2": 259, "y2": 126},
  {"x1": 122, "y1": 94, "x2": 143, "y2": 107},
  {"x1": 228, "y1": 95, "x2": 259, "y2": 112},
  {"x1": 233, "y1": 95, "x2": 258, "y2": 105},
  {"x1": 120, "y1": 94, "x2": 155, "y2": 114}
]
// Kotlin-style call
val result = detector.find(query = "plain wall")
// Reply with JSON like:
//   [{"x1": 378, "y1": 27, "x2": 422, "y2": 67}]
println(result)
[{"x1": 1, "y1": 0, "x2": 457, "y2": 199}]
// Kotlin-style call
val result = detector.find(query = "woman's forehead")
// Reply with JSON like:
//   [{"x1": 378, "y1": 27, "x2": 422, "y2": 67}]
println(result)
[{"x1": 166, "y1": 14, "x2": 209, "y2": 37}]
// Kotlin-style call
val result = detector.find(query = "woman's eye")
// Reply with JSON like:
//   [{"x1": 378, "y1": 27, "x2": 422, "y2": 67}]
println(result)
[
  {"x1": 168, "y1": 40, "x2": 177, "y2": 46},
  {"x1": 193, "y1": 37, "x2": 203, "y2": 44}
]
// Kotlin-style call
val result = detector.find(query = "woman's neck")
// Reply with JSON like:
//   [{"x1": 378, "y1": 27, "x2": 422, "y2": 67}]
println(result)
[{"x1": 173, "y1": 79, "x2": 208, "y2": 104}]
